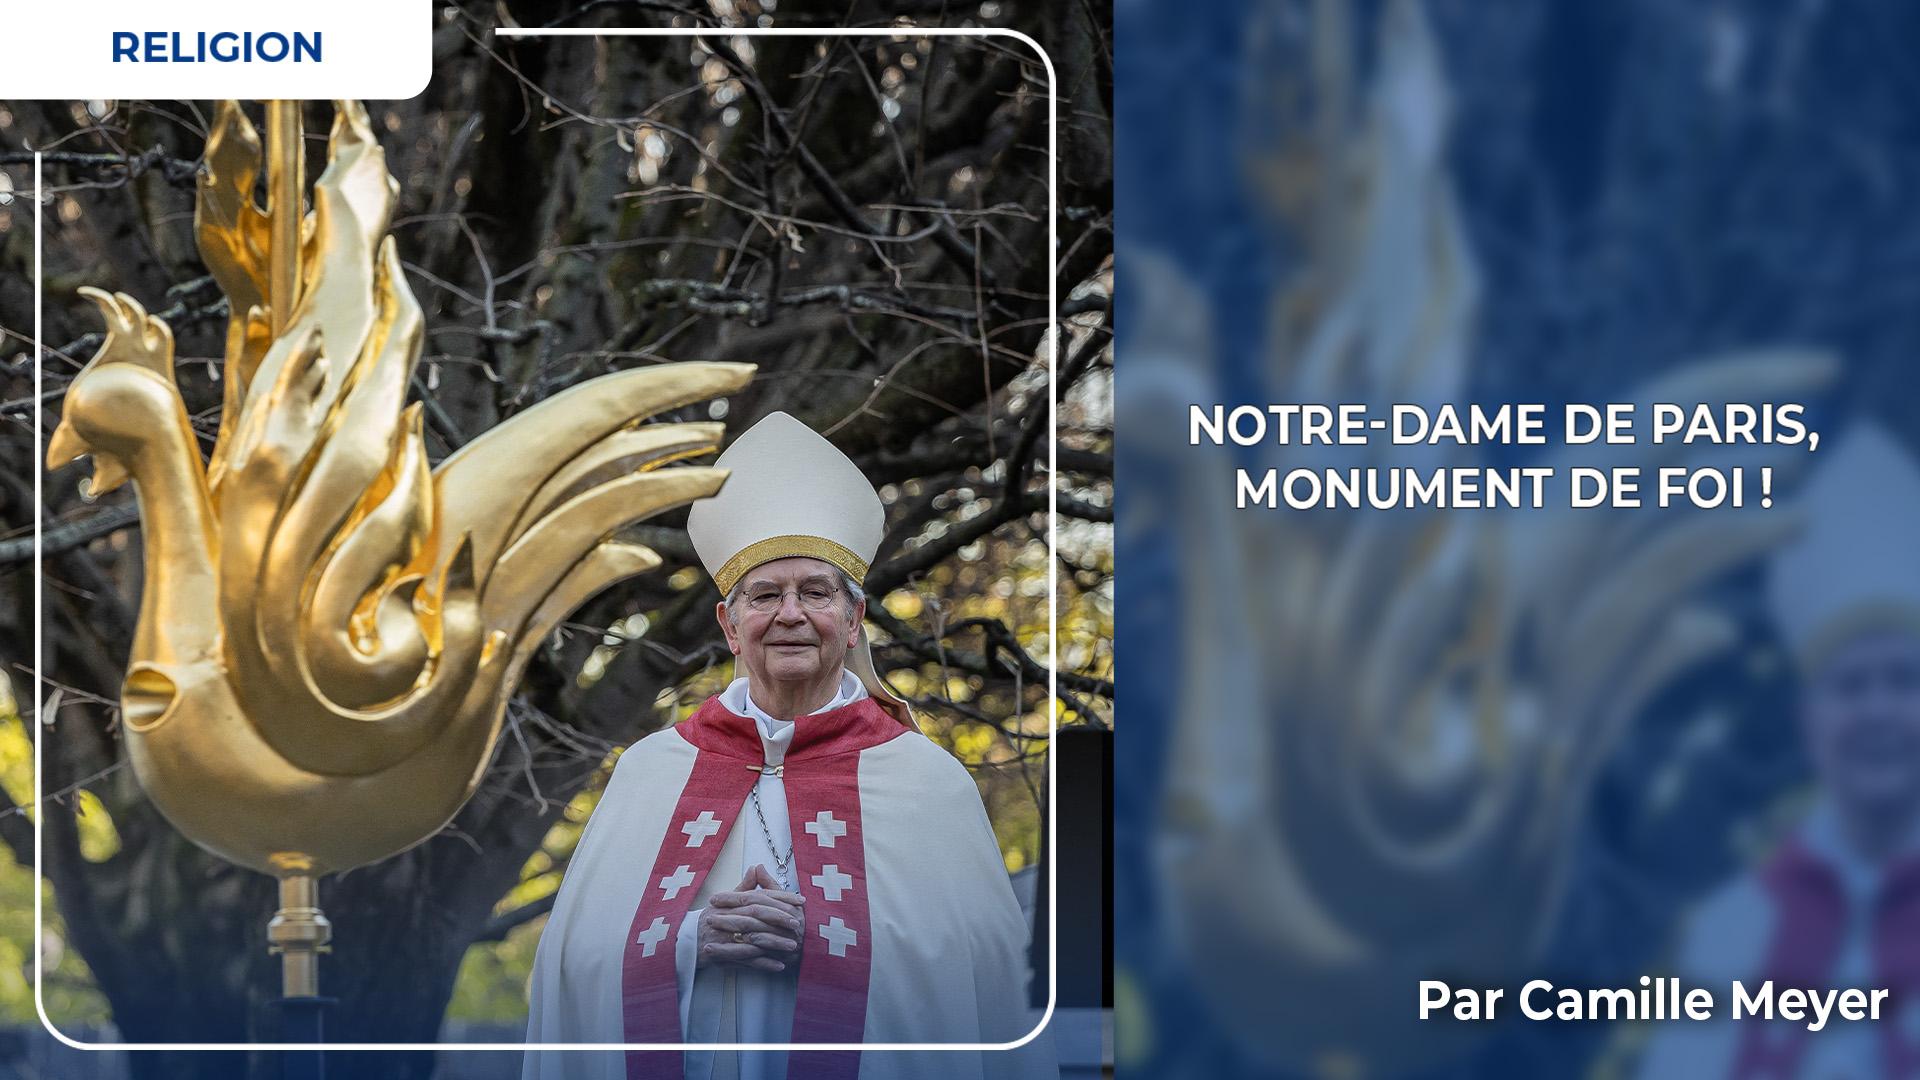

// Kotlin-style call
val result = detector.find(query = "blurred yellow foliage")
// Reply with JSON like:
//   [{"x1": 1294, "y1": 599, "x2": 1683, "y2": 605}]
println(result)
[{"x1": 0, "y1": 699, "x2": 111, "y2": 1026}]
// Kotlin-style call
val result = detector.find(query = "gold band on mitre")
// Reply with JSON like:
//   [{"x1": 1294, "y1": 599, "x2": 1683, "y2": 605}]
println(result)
[
  {"x1": 1794, "y1": 602, "x2": 1920, "y2": 675},
  {"x1": 713, "y1": 534, "x2": 870, "y2": 595}
]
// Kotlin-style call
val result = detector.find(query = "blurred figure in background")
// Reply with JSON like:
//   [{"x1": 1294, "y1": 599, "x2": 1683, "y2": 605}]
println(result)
[{"x1": 1640, "y1": 424, "x2": 1920, "y2": 1079}]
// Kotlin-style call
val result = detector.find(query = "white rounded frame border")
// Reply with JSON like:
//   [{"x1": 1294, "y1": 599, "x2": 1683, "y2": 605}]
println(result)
[{"x1": 31, "y1": 23, "x2": 1063, "y2": 1056}]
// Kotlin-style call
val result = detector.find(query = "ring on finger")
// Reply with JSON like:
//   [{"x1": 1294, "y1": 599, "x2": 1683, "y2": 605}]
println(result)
[{"x1": 732, "y1": 932, "x2": 747, "y2": 944}]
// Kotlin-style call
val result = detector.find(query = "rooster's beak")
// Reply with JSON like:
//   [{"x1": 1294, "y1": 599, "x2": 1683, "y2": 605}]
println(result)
[
  {"x1": 46, "y1": 423, "x2": 128, "y2": 498},
  {"x1": 46, "y1": 422, "x2": 84, "y2": 471}
]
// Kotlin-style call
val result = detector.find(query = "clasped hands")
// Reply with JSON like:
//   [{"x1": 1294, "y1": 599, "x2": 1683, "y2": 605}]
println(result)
[{"x1": 695, "y1": 864, "x2": 806, "y2": 973}]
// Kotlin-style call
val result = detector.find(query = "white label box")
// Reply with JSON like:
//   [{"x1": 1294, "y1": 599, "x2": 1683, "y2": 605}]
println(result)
[{"x1": 0, "y1": 0, "x2": 430, "y2": 99}]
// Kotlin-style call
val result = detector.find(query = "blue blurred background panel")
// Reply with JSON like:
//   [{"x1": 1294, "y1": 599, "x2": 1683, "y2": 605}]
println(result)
[{"x1": 1117, "y1": 1, "x2": 1920, "y2": 1077}]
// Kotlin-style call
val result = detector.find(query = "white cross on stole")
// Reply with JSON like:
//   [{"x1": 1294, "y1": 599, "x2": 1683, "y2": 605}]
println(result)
[
  {"x1": 681, "y1": 810, "x2": 722, "y2": 847},
  {"x1": 636, "y1": 916, "x2": 671, "y2": 957},
  {"x1": 811, "y1": 864, "x2": 853, "y2": 902},
  {"x1": 818, "y1": 916, "x2": 858, "y2": 958},
  {"x1": 804, "y1": 810, "x2": 846, "y2": 848},
  {"x1": 659, "y1": 864, "x2": 695, "y2": 901}
]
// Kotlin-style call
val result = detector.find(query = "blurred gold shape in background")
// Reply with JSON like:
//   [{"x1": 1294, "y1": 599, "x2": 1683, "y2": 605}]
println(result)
[{"x1": 1150, "y1": 1, "x2": 1834, "y2": 1072}]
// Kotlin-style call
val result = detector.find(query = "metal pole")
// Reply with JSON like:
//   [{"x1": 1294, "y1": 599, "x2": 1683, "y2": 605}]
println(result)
[
  {"x1": 265, "y1": 100, "x2": 303, "y2": 334},
  {"x1": 264, "y1": 106, "x2": 322, "y2": 1078},
  {"x1": 269, "y1": 870, "x2": 330, "y2": 998},
  {"x1": 269, "y1": 858, "x2": 332, "y2": 1079}
]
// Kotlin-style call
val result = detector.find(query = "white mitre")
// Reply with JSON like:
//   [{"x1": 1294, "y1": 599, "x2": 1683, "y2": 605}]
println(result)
[
  {"x1": 1768, "y1": 422, "x2": 1920, "y2": 670},
  {"x1": 689, "y1": 411, "x2": 914, "y2": 726}
]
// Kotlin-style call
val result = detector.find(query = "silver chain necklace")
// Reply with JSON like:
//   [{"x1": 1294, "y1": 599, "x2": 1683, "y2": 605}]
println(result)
[{"x1": 749, "y1": 785, "x2": 795, "y2": 889}]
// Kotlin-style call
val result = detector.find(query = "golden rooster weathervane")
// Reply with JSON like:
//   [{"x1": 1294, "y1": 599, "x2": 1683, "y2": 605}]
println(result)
[{"x1": 45, "y1": 100, "x2": 752, "y2": 1002}]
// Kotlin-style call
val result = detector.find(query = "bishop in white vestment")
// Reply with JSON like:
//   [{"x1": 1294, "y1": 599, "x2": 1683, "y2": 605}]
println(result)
[
  {"x1": 1638, "y1": 425, "x2": 1920, "y2": 1080},
  {"x1": 523, "y1": 413, "x2": 1057, "y2": 1080}
]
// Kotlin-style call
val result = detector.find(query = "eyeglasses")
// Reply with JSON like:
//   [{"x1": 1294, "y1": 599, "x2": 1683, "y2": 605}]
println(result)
[{"x1": 739, "y1": 582, "x2": 843, "y2": 614}]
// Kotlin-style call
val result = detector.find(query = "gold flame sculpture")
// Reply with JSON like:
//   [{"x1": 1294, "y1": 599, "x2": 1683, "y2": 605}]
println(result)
[{"x1": 44, "y1": 101, "x2": 752, "y2": 996}]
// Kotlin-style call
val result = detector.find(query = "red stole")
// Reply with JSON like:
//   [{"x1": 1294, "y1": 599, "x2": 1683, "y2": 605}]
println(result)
[
  {"x1": 622, "y1": 696, "x2": 906, "y2": 1080},
  {"x1": 1729, "y1": 839, "x2": 1920, "y2": 1078}
]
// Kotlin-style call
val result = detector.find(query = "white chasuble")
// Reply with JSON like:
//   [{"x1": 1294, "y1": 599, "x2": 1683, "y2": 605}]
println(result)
[{"x1": 522, "y1": 679, "x2": 1057, "y2": 1080}]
